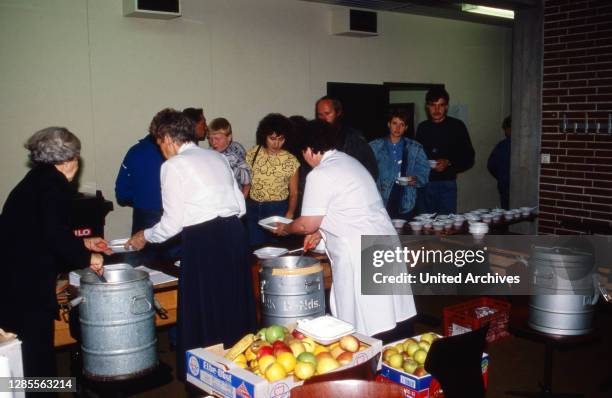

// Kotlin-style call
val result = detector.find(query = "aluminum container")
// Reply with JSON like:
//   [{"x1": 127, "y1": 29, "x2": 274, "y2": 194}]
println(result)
[
  {"x1": 260, "y1": 256, "x2": 325, "y2": 326},
  {"x1": 528, "y1": 247, "x2": 598, "y2": 336},
  {"x1": 78, "y1": 265, "x2": 157, "y2": 380}
]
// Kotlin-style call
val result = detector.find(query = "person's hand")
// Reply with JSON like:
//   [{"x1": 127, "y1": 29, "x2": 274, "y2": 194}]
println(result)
[
  {"x1": 83, "y1": 237, "x2": 113, "y2": 255},
  {"x1": 285, "y1": 211, "x2": 294, "y2": 220},
  {"x1": 407, "y1": 176, "x2": 417, "y2": 186},
  {"x1": 273, "y1": 222, "x2": 289, "y2": 237},
  {"x1": 304, "y1": 231, "x2": 322, "y2": 251},
  {"x1": 126, "y1": 230, "x2": 147, "y2": 251},
  {"x1": 89, "y1": 253, "x2": 104, "y2": 276},
  {"x1": 434, "y1": 159, "x2": 450, "y2": 172}
]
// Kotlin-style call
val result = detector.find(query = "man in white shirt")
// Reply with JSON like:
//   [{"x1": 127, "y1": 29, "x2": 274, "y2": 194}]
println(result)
[
  {"x1": 275, "y1": 119, "x2": 416, "y2": 338},
  {"x1": 127, "y1": 109, "x2": 256, "y2": 380}
]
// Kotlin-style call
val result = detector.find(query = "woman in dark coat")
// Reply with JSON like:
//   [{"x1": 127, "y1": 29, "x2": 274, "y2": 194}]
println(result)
[{"x1": 0, "y1": 127, "x2": 109, "y2": 378}]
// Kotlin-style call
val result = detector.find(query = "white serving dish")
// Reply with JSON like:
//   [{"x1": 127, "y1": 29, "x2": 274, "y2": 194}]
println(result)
[
  {"x1": 409, "y1": 221, "x2": 423, "y2": 231},
  {"x1": 253, "y1": 246, "x2": 288, "y2": 259},
  {"x1": 396, "y1": 176, "x2": 412, "y2": 186},
  {"x1": 296, "y1": 315, "x2": 356, "y2": 345},
  {"x1": 428, "y1": 160, "x2": 438, "y2": 168},
  {"x1": 258, "y1": 216, "x2": 292, "y2": 231},
  {"x1": 108, "y1": 238, "x2": 136, "y2": 253}
]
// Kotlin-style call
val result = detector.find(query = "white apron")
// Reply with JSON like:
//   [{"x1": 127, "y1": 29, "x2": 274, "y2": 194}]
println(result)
[{"x1": 322, "y1": 207, "x2": 416, "y2": 336}]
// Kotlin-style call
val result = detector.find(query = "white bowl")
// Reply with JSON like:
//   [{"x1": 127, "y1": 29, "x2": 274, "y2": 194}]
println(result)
[
  {"x1": 392, "y1": 219, "x2": 407, "y2": 229},
  {"x1": 396, "y1": 176, "x2": 412, "y2": 186},
  {"x1": 504, "y1": 212, "x2": 514, "y2": 220},
  {"x1": 429, "y1": 160, "x2": 438, "y2": 168},
  {"x1": 469, "y1": 222, "x2": 489, "y2": 233},
  {"x1": 444, "y1": 222, "x2": 453, "y2": 230},
  {"x1": 423, "y1": 221, "x2": 433, "y2": 229},
  {"x1": 409, "y1": 221, "x2": 423, "y2": 231},
  {"x1": 433, "y1": 221, "x2": 445, "y2": 231},
  {"x1": 492, "y1": 214, "x2": 501, "y2": 222},
  {"x1": 481, "y1": 214, "x2": 493, "y2": 223}
]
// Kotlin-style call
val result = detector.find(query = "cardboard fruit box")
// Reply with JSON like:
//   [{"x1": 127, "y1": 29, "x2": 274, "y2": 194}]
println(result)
[
  {"x1": 377, "y1": 334, "x2": 489, "y2": 393},
  {"x1": 186, "y1": 332, "x2": 382, "y2": 398}
]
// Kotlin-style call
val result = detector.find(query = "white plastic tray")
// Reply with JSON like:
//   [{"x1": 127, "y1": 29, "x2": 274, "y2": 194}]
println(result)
[
  {"x1": 258, "y1": 216, "x2": 292, "y2": 231},
  {"x1": 253, "y1": 247, "x2": 288, "y2": 259},
  {"x1": 108, "y1": 238, "x2": 136, "y2": 254},
  {"x1": 296, "y1": 315, "x2": 356, "y2": 345}
]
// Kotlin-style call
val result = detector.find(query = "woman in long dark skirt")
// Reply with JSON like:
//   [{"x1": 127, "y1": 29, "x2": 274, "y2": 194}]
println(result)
[{"x1": 127, "y1": 109, "x2": 256, "y2": 380}]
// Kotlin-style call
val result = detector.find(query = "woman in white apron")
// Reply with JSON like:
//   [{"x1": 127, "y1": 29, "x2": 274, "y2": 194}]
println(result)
[{"x1": 275, "y1": 120, "x2": 416, "y2": 337}]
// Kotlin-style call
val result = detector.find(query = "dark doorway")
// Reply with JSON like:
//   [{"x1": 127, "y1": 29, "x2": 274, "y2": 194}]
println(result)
[
  {"x1": 326, "y1": 82, "x2": 445, "y2": 142},
  {"x1": 327, "y1": 82, "x2": 388, "y2": 141}
]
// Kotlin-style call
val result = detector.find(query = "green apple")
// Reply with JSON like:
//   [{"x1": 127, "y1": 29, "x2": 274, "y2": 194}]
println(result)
[
  {"x1": 413, "y1": 349, "x2": 427, "y2": 365},
  {"x1": 265, "y1": 325, "x2": 285, "y2": 343},
  {"x1": 297, "y1": 352, "x2": 317, "y2": 366},
  {"x1": 388, "y1": 353, "x2": 404, "y2": 369},
  {"x1": 402, "y1": 358, "x2": 418, "y2": 374}
]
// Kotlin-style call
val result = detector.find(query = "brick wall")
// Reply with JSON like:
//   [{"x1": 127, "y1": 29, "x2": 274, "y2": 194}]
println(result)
[{"x1": 539, "y1": 0, "x2": 612, "y2": 234}]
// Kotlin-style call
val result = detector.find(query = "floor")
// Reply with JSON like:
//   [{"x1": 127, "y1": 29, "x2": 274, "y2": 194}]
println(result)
[{"x1": 56, "y1": 296, "x2": 612, "y2": 397}]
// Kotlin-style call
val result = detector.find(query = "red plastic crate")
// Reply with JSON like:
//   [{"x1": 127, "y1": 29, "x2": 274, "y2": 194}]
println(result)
[{"x1": 443, "y1": 297, "x2": 511, "y2": 343}]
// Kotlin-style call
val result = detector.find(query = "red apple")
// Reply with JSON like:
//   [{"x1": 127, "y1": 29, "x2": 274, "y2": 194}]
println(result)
[
  {"x1": 316, "y1": 352, "x2": 333, "y2": 361},
  {"x1": 336, "y1": 351, "x2": 353, "y2": 366},
  {"x1": 413, "y1": 367, "x2": 428, "y2": 377},
  {"x1": 256, "y1": 346, "x2": 274, "y2": 360},
  {"x1": 274, "y1": 346, "x2": 293, "y2": 357},
  {"x1": 291, "y1": 330, "x2": 305, "y2": 340}
]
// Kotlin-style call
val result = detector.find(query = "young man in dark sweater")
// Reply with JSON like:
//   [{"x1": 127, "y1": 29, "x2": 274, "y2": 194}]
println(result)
[{"x1": 415, "y1": 87, "x2": 475, "y2": 214}]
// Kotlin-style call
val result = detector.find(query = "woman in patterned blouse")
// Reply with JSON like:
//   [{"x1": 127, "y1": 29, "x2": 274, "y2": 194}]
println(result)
[{"x1": 246, "y1": 113, "x2": 300, "y2": 247}]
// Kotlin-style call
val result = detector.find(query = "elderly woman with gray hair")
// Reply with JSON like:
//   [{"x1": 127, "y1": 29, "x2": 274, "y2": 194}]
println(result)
[{"x1": 0, "y1": 127, "x2": 110, "y2": 379}]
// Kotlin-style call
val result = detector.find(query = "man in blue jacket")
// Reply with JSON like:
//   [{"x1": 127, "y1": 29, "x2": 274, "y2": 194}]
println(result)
[
  {"x1": 487, "y1": 116, "x2": 511, "y2": 209},
  {"x1": 115, "y1": 112, "x2": 180, "y2": 260}
]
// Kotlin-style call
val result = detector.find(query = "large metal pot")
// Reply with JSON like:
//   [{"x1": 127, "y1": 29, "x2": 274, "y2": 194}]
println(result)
[
  {"x1": 528, "y1": 247, "x2": 598, "y2": 336},
  {"x1": 260, "y1": 256, "x2": 325, "y2": 326},
  {"x1": 72, "y1": 264, "x2": 158, "y2": 380}
]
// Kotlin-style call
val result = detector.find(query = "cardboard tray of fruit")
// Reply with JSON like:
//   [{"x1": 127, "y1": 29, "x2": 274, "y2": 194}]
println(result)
[
  {"x1": 378, "y1": 332, "x2": 489, "y2": 392},
  {"x1": 186, "y1": 323, "x2": 382, "y2": 398}
]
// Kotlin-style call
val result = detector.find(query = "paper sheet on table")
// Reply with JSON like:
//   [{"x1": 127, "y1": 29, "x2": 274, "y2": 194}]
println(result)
[{"x1": 135, "y1": 265, "x2": 178, "y2": 285}]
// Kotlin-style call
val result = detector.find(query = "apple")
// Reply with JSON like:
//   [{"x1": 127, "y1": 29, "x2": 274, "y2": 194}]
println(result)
[
  {"x1": 294, "y1": 361, "x2": 315, "y2": 380},
  {"x1": 292, "y1": 330, "x2": 305, "y2": 340},
  {"x1": 258, "y1": 354, "x2": 276, "y2": 373},
  {"x1": 336, "y1": 351, "x2": 353, "y2": 366},
  {"x1": 316, "y1": 357, "x2": 340, "y2": 375},
  {"x1": 265, "y1": 362, "x2": 287, "y2": 382},
  {"x1": 403, "y1": 338, "x2": 418, "y2": 348},
  {"x1": 331, "y1": 346, "x2": 345, "y2": 359},
  {"x1": 413, "y1": 367, "x2": 428, "y2": 377},
  {"x1": 316, "y1": 351, "x2": 333, "y2": 362},
  {"x1": 405, "y1": 342, "x2": 420, "y2": 357},
  {"x1": 273, "y1": 340, "x2": 289, "y2": 350},
  {"x1": 257, "y1": 328, "x2": 267, "y2": 341},
  {"x1": 339, "y1": 335, "x2": 360, "y2": 353},
  {"x1": 297, "y1": 352, "x2": 317, "y2": 366},
  {"x1": 402, "y1": 358, "x2": 418, "y2": 374},
  {"x1": 301, "y1": 337, "x2": 316, "y2": 353},
  {"x1": 290, "y1": 341, "x2": 305, "y2": 357},
  {"x1": 314, "y1": 345, "x2": 329, "y2": 356},
  {"x1": 402, "y1": 352, "x2": 411, "y2": 361},
  {"x1": 394, "y1": 343, "x2": 404, "y2": 353},
  {"x1": 276, "y1": 352, "x2": 297, "y2": 373},
  {"x1": 388, "y1": 353, "x2": 404, "y2": 369},
  {"x1": 418, "y1": 341, "x2": 431, "y2": 352},
  {"x1": 256, "y1": 346, "x2": 274, "y2": 360},
  {"x1": 413, "y1": 349, "x2": 427, "y2": 365},
  {"x1": 420, "y1": 332, "x2": 437, "y2": 345},
  {"x1": 383, "y1": 348, "x2": 399, "y2": 362},
  {"x1": 265, "y1": 325, "x2": 285, "y2": 343}
]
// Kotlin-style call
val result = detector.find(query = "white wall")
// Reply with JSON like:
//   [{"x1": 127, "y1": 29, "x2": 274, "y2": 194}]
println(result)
[{"x1": 0, "y1": 0, "x2": 512, "y2": 237}]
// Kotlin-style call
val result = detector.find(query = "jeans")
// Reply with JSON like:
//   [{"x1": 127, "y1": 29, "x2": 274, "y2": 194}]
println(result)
[
  {"x1": 416, "y1": 180, "x2": 457, "y2": 215},
  {"x1": 246, "y1": 199, "x2": 288, "y2": 247}
]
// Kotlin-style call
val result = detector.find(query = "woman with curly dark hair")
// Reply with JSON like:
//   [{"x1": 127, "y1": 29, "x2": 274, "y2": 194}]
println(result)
[{"x1": 245, "y1": 113, "x2": 300, "y2": 247}]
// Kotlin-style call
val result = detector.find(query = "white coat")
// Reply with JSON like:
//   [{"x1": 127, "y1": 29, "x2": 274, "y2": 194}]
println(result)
[{"x1": 301, "y1": 150, "x2": 417, "y2": 336}]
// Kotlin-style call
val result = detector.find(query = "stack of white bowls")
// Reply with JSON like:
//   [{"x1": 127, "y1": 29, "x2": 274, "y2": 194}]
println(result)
[{"x1": 468, "y1": 222, "x2": 489, "y2": 239}]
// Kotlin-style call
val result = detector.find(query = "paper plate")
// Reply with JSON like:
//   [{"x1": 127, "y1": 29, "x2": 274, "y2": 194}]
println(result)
[
  {"x1": 108, "y1": 238, "x2": 136, "y2": 254},
  {"x1": 258, "y1": 216, "x2": 293, "y2": 232},
  {"x1": 296, "y1": 315, "x2": 356, "y2": 345},
  {"x1": 253, "y1": 247, "x2": 288, "y2": 259}
]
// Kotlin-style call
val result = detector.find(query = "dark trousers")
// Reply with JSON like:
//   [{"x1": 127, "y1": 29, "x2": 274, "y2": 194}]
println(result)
[
  {"x1": 245, "y1": 199, "x2": 288, "y2": 247},
  {"x1": 416, "y1": 180, "x2": 457, "y2": 215}
]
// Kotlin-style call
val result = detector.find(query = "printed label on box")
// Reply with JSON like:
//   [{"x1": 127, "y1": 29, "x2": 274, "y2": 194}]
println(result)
[{"x1": 187, "y1": 352, "x2": 256, "y2": 398}]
